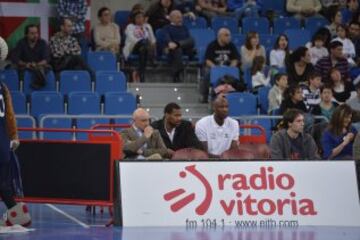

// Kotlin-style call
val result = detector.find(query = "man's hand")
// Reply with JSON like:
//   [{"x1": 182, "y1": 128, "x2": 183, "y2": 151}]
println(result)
[
  {"x1": 10, "y1": 140, "x2": 20, "y2": 151},
  {"x1": 144, "y1": 126, "x2": 154, "y2": 139},
  {"x1": 168, "y1": 42, "x2": 177, "y2": 50},
  {"x1": 167, "y1": 148, "x2": 175, "y2": 158}
]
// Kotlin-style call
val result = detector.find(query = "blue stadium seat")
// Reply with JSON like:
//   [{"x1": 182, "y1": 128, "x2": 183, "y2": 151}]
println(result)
[
  {"x1": 231, "y1": 34, "x2": 246, "y2": 47},
  {"x1": 304, "y1": 17, "x2": 329, "y2": 36},
  {"x1": 104, "y1": 92, "x2": 137, "y2": 115},
  {"x1": 251, "y1": 118, "x2": 273, "y2": 142},
  {"x1": 68, "y1": 92, "x2": 100, "y2": 115},
  {"x1": 76, "y1": 117, "x2": 111, "y2": 140},
  {"x1": 10, "y1": 91, "x2": 26, "y2": 114},
  {"x1": 189, "y1": 29, "x2": 216, "y2": 63},
  {"x1": 261, "y1": 0, "x2": 286, "y2": 15},
  {"x1": 16, "y1": 117, "x2": 35, "y2": 140},
  {"x1": 259, "y1": 34, "x2": 277, "y2": 52},
  {"x1": 242, "y1": 17, "x2": 270, "y2": 34},
  {"x1": 284, "y1": 29, "x2": 311, "y2": 50},
  {"x1": 95, "y1": 71, "x2": 126, "y2": 95},
  {"x1": 59, "y1": 71, "x2": 91, "y2": 95},
  {"x1": 114, "y1": 117, "x2": 133, "y2": 125},
  {"x1": 30, "y1": 91, "x2": 64, "y2": 119},
  {"x1": 243, "y1": 67, "x2": 252, "y2": 90},
  {"x1": 114, "y1": 10, "x2": 131, "y2": 30},
  {"x1": 87, "y1": 51, "x2": 117, "y2": 71},
  {"x1": 227, "y1": 92, "x2": 257, "y2": 116},
  {"x1": 210, "y1": 66, "x2": 239, "y2": 86},
  {"x1": 211, "y1": 16, "x2": 239, "y2": 34},
  {"x1": 0, "y1": 69, "x2": 19, "y2": 91},
  {"x1": 183, "y1": 16, "x2": 207, "y2": 29},
  {"x1": 258, "y1": 86, "x2": 271, "y2": 114},
  {"x1": 23, "y1": 70, "x2": 56, "y2": 95},
  {"x1": 273, "y1": 17, "x2": 301, "y2": 34},
  {"x1": 155, "y1": 28, "x2": 168, "y2": 61},
  {"x1": 42, "y1": 118, "x2": 73, "y2": 140}
]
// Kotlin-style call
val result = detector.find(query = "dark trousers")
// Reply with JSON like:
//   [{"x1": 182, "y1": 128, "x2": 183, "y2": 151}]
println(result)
[
  {"x1": 168, "y1": 38, "x2": 194, "y2": 82},
  {"x1": 132, "y1": 39, "x2": 152, "y2": 82},
  {"x1": 0, "y1": 162, "x2": 16, "y2": 209},
  {"x1": 52, "y1": 55, "x2": 95, "y2": 81}
]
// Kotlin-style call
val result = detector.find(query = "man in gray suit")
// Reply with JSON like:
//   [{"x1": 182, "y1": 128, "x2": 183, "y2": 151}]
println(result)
[{"x1": 121, "y1": 108, "x2": 170, "y2": 159}]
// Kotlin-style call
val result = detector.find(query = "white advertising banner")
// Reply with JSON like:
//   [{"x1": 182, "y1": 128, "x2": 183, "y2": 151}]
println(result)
[{"x1": 119, "y1": 161, "x2": 360, "y2": 227}]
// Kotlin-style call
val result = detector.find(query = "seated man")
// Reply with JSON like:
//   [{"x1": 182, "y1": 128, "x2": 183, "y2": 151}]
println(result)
[
  {"x1": 49, "y1": 18, "x2": 93, "y2": 80},
  {"x1": 11, "y1": 24, "x2": 50, "y2": 89},
  {"x1": 121, "y1": 108, "x2": 169, "y2": 159},
  {"x1": 162, "y1": 10, "x2": 194, "y2": 82},
  {"x1": 152, "y1": 102, "x2": 204, "y2": 154},
  {"x1": 195, "y1": 95, "x2": 239, "y2": 158},
  {"x1": 202, "y1": 28, "x2": 240, "y2": 102},
  {"x1": 286, "y1": 0, "x2": 322, "y2": 19},
  {"x1": 270, "y1": 108, "x2": 319, "y2": 160}
]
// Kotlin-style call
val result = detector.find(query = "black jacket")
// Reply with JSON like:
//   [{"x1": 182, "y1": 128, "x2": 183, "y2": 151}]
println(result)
[{"x1": 152, "y1": 119, "x2": 204, "y2": 151}]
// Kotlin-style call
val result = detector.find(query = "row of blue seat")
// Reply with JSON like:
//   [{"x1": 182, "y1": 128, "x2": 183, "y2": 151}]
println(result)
[
  {"x1": 1, "y1": 70, "x2": 126, "y2": 95},
  {"x1": 12, "y1": 91, "x2": 137, "y2": 119}
]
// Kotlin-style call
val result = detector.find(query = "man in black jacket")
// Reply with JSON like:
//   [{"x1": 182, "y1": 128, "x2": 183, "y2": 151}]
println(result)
[{"x1": 152, "y1": 103, "x2": 204, "y2": 154}]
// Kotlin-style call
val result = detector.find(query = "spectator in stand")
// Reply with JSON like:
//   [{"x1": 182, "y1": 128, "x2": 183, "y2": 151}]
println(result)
[
  {"x1": 201, "y1": 28, "x2": 240, "y2": 103},
  {"x1": 315, "y1": 40, "x2": 349, "y2": 83},
  {"x1": 346, "y1": 82, "x2": 360, "y2": 111},
  {"x1": 330, "y1": 67, "x2": 354, "y2": 103},
  {"x1": 93, "y1": 7, "x2": 120, "y2": 55},
  {"x1": 152, "y1": 102, "x2": 204, "y2": 152},
  {"x1": 320, "y1": 0, "x2": 341, "y2": 19},
  {"x1": 311, "y1": 84, "x2": 339, "y2": 121},
  {"x1": 321, "y1": 104, "x2": 357, "y2": 159},
  {"x1": 326, "y1": 8, "x2": 343, "y2": 37},
  {"x1": 301, "y1": 72, "x2": 322, "y2": 112},
  {"x1": 270, "y1": 34, "x2": 290, "y2": 69},
  {"x1": 286, "y1": 0, "x2": 322, "y2": 19},
  {"x1": 121, "y1": 108, "x2": 170, "y2": 159},
  {"x1": 307, "y1": 33, "x2": 329, "y2": 65},
  {"x1": 174, "y1": 0, "x2": 197, "y2": 19},
  {"x1": 240, "y1": 31, "x2": 266, "y2": 71},
  {"x1": 227, "y1": 0, "x2": 261, "y2": 18},
  {"x1": 342, "y1": 0, "x2": 359, "y2": 24},
  {"x1": 195, "y1": 0, "x2": 229, "y2": 23},
  {"x1": 123, "y1": 11, "x2": 156, "y2": 83},
  {"x1": 333, "y1": 24, "x2": 357, "y2": 66},
  {"x1": 0, "y1": 36, "x2": 9, "y2": 70},
  {"x1": 348, "y1": 21, "x2": 360, "y2": 66},
  {"x1": 162, "y1": 10, "x2": 195, "y2": 82},
  {"x1": 268, "y1": 73, "x2": 288, "y2": 114},
  {"x1": 49, "y1": 18, "x2": 93, "y2": 80},
  {"x1": 146, "y1": 0, "x2": 174, "y2": 32},
  {"x1": 195, "y1": 95, "x2": 239, "y2": 158},
  {"x1": 57, "y1": 0, "x2": 87, "y2": 44},
  {"x1": 270, "y1": 108, "x2": 318, "y2": 160},
  {"x1": 11, "y1": 24, "x2": 50, "y2": 89},
  {"x1": 286, "y1": 47, "x2": 314, "y2": 86},
  {"x1": 251, "y1": 56, "x2": 270, "y2": 91},
  {"x1": 279, "y1": 84, "x2": 308, "y2": 114}
]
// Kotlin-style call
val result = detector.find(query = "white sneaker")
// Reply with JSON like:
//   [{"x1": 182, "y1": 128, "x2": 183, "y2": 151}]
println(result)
[{"x1": 0, "y1": 203, "x2": 31, "y2": 227}]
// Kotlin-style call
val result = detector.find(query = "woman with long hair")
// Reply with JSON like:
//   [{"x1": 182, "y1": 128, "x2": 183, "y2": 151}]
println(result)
[
  {"x1": 270, "y1": 34, "x2": 289, "y2": 68},
  {"x1": 286, "y1": 46, "x2": 314, "y2": 86},
  {"x1": 240, "y1": 31, "x2": 266, "y2": 71},
  {"x1": 329, "y1": 67, "x2": 354, "y2": 103},
  {"x1": 321, "y1": 104, "x2": 357, "y2": 159},
  {"x1": 279, "y1": 84, "x2": 308, "y2": 114}
]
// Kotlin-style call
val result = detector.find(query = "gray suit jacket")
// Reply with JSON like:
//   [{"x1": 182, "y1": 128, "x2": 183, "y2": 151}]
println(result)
[{"x1": 121, "y1": 127, "x2": 168, "y2": 158}]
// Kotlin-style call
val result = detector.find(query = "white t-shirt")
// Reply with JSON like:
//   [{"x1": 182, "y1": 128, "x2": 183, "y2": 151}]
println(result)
[
  {"x1": 195, "y1": 115, "x2": 239, "y2": 155},
  {"x1": 270, "y1": 49, "x2": 286, "y2": 68}
]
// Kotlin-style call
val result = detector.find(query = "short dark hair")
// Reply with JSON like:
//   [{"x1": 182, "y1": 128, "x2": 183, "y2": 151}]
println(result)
[
  {"x1": 283, "y1": 109, "x2": 304, "y2": 128},
  {"x1": 308, "y1": 72, "x2": 322, "y2": 82},
  {"x1": 274, "y1": 73, "x2": 287, "y2": 85},
  {"x1": 164, "y1": 102, "x2": 181, "y2": 114},
  {"x1": 320, "y1": 84, "x2": 333, "y2": 93},
  {"x1": 59, "y1": 17, "x2": 71, "y2": 26},
  {"x1": 24, "y1": 24, "x2": 38, "y2": 35},
  {"x1": 98, "y1": 7, "x2": 110, "y2": 18},
  {"x1": 329, "y1": 40, "x2": 343, "y2": 49}
]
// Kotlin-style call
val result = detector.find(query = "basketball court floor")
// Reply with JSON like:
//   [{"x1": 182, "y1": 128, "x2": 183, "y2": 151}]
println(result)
[{"x1": 0, "y1": 203, "x2": 360, "y2": 240}]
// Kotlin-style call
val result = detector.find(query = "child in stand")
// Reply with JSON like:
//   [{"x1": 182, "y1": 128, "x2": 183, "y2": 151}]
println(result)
[
  {"x1": 268, "y1": 73, "x2": 288, "y2": 114},
  {"x1": 333, "y1": 24, "x2": 356, "y2": 66},
  {"x1": 307, "y1": 34, "x2": 329, "y2": 65},
  {"x1": 251, "y1": 56, "x2": 270, "y2": 91}
]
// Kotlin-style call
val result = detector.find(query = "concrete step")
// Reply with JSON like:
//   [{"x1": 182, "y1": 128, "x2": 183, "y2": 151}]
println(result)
[{"x1": 142, "y1": 103, "x2": 210, "y2": 119}]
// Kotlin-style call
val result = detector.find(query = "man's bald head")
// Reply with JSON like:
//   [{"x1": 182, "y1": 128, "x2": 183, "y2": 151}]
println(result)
[
  {"x1": 169, "y1": 10, "x2": 183, "y2": 26},
  {"x1": 133, "y1": 108, "x2": 150, "y2": 130},
  {"x1": 213, "y1": 94, "x2": 229, "y2": 121},
  {"x1": 217, "y1": 28, "x2": 231, "y2": 46}
]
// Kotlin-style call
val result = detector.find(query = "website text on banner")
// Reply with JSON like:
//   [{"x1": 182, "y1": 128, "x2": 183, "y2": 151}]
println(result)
[{"x1": 119, "y1": 161, "x2": 360, "y2": 227}]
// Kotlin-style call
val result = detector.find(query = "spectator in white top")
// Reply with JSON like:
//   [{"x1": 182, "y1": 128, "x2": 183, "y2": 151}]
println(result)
[
  {"x1": 268, "y1": 73, "x2": 288, "y2": 114},
  {"x1": 270, "y1": 34, "x2": 289, "y2": 69},
  {"x1": 346, "y1": 82, "x2": 360, "y2": 111},
  {"x1": 326, "y1": 8, "x2": 342, "y2": 38},
  {"x1": 0, "y1": 36, "x2": 9, "y2": 69},
  {"x1": 123, "y1": 10, "x2": 156, "y2": 82},
  {"x1": 93, "y1": 7, "x2": 121, "y2": 55},
  {"x1": 307, "y1": 33, "x2": 329, "y2": 65},
  {"x1": 251, "y1": 56, "x2": 270, "y2": 90},
  {"x1": 195, "y1": 95, "x2": 239, "y2": 157},
  {"x1": 286, "y1": 0, "x2": 322, "y2": 19},
  {"x1": 240, "y1": 31, "x2": 266, "y2": 71},
  {"x1": 333, "y1": 24, "x2": 356, "y2": 66},
  {"x1": 301, "y1": 72, "x2": 322, "y2": 112}
]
